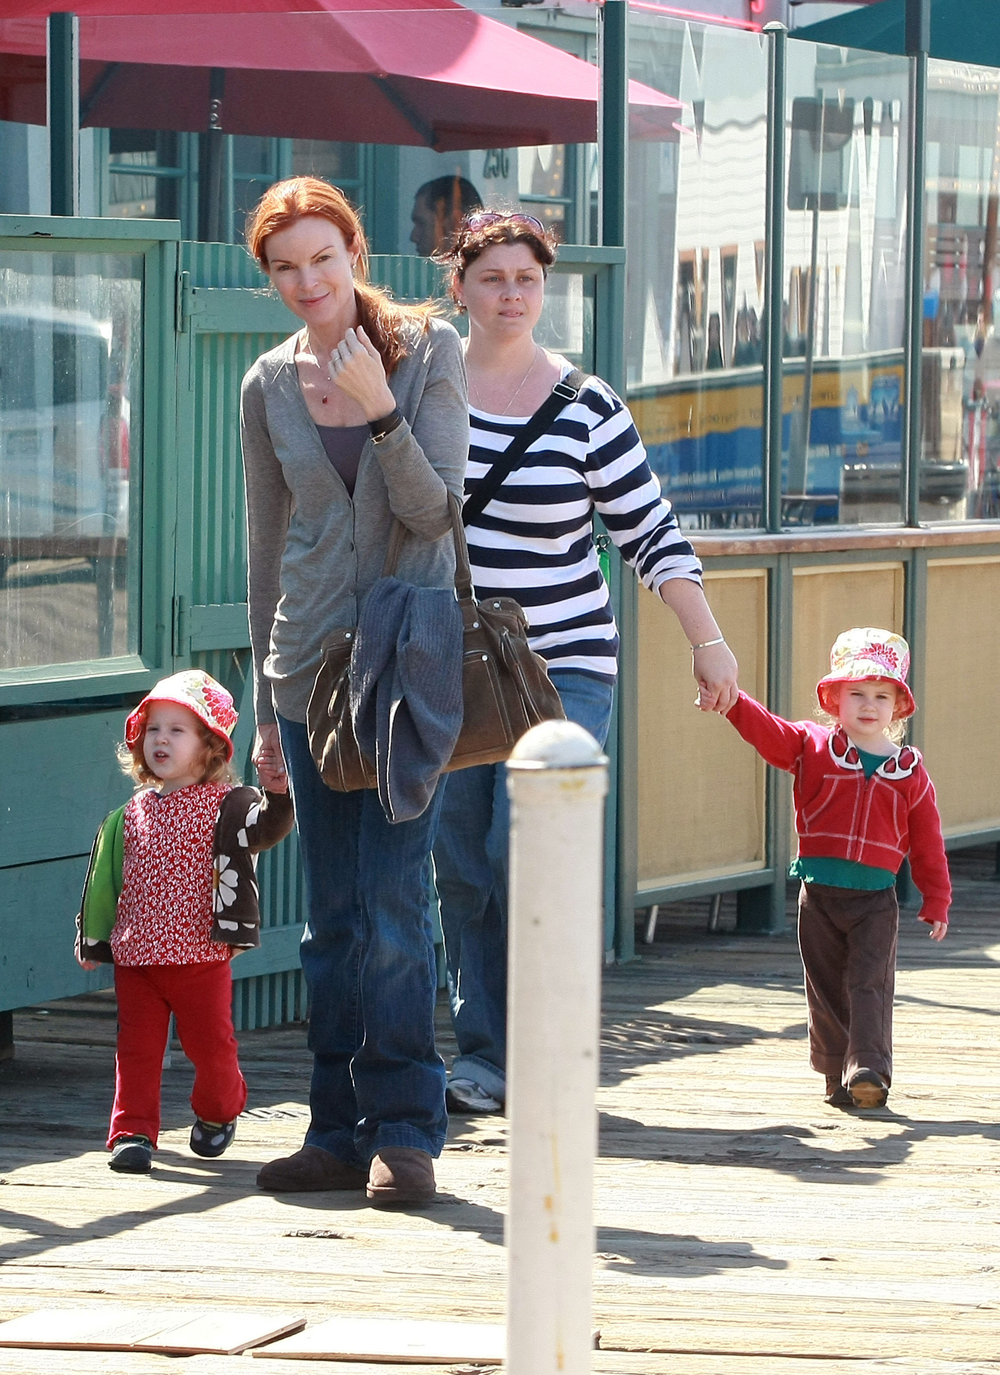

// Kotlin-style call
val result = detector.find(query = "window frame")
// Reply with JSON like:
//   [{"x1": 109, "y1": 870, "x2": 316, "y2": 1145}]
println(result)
[{"x1": 0, "y1": 214, "x2": 180, "y2": 708}]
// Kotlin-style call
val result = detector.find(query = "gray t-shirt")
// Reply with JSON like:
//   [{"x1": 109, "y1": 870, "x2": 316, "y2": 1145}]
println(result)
[{"x1": 316, "y1": 422, "x2": 367, "y2": 497}]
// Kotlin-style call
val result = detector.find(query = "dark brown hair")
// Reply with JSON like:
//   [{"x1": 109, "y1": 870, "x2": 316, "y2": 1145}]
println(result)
[
  {"x1": 246, "y1": 176, "x2": 438, "y2": 376},
  {"x1": 118, "y1": 721, "x2": 239, "y2": 789},
  {"x1": 445, "y1": 213, "x2": 558, "y2": 310}
]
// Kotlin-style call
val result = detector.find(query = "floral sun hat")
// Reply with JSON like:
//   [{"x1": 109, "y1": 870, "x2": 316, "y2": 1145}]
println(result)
[
  {"x1": 816, "y1": 628, "x2": 916, "y2": 719},
  {"x1": 125, "y1": 670, "x2": 239, "y2": 760}
]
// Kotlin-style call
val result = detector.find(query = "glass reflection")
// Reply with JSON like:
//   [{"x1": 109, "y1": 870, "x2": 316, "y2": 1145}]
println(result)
[
  {"x1": 626, "y1": 17, "x2": 768, "y2": 529},
  {"x1": 925, "y1": 59, "x2": 1000, "y2": 520},
  {"x1": 782, "y1": 42, "x2": 911, "y2": 526},
  {"x1": 0, "y1": 252, "x2": 141, "y2": 671}
]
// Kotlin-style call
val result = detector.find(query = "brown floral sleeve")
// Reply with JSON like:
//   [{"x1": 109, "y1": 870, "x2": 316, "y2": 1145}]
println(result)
[{"x1": 209, "y1": 787, "x2": 295, "y2": 948}]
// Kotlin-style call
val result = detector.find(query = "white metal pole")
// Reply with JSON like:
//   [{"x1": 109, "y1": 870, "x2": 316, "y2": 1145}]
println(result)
[{"x1": 505, "y1": 720, "x2": 609, "y2": 1375}]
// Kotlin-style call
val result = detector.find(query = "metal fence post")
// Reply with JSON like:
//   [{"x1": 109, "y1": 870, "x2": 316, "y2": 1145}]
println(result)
[
  {"x1": 902, "y1": 0, "x2": 930, "y2": 527},
  {"x1": 47, "y1": 12, "x2": 79, "y2": 216},
  {"x1": 505, "y1": 720, "x2": 609, "y2": 1375},
  {"x1": 763, "y1": 21, "x2": 787, "y2": 534},
  {"x1": 598, "y1": 0, "x2": 636, "y2": 962}
]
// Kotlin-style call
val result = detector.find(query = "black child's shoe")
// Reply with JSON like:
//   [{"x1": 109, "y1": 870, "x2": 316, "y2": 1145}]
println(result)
[
  {"x1": 824, "y1": 1076, "x2": 853, "y2": 1108},
  {"x1": 109, "y1": 1135, "x2": 153, "y2": 1173},
  {"x1": 190, "y1": 1118, "x2": 237, "y2": 1158}
]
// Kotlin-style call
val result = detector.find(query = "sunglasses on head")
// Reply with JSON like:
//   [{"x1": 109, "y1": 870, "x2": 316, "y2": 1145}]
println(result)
[{"x1": 461, "y1": 211, "x2": 547, "y2": 237}]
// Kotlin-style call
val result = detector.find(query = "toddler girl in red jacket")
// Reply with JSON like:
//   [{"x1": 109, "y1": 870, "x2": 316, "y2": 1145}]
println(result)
[
  {"x1": 725, "y1": 628, "x2": 949, "y2": 1110},
  {"x1": 76, "y1": 671, "x2": 293, "y2": 1173}
]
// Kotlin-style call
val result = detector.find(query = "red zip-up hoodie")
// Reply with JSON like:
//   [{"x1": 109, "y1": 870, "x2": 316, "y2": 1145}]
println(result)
[{"x1": 727, "y1": 692, "x2": 951, "y2": 925}]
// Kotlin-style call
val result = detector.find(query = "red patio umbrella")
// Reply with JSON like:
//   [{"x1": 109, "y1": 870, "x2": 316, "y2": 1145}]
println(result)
[{"x1": 0, "y1": 1, "x2": 682, "y2": 151}]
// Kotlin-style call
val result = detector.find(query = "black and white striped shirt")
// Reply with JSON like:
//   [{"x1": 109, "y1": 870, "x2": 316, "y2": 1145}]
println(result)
[{"x1": 465, "y1": 374, "x2": 703, "y2": 682}]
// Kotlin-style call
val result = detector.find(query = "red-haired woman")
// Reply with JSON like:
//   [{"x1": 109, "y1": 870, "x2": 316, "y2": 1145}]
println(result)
[
  {"x1": 241, "y1": 177, "x2": 468, "y2": 1207},
  {"x1": 433, "y1": 212, "x2": 739, "y2": 1116}
]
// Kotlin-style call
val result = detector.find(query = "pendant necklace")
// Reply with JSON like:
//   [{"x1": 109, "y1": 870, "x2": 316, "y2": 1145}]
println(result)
[
  {"x1": 299, "y1": 331, "x2": 337, "y2": 405},
  {"x1": 474, "y1": 345, "x2": 540, "y2": 416}
]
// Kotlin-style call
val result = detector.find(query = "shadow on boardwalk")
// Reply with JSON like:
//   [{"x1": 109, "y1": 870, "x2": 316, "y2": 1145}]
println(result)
[{"x1": 0, "y1": 847, "x2": 997, "y2": 1372}]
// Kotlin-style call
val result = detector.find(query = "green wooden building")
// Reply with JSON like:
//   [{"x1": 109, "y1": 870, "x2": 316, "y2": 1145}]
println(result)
[{"x1": 2, "y1": 0, "x2": 1000, "y2": 1048}]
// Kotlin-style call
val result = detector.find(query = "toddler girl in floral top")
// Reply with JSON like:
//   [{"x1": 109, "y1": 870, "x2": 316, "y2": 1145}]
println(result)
[{"x1": 76, "y1": 671, "x2": 293, "y2": 1173}]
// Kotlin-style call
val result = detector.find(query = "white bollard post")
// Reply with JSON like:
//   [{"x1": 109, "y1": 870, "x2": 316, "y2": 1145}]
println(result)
[{"x1": 505, "y1": 720, "x2": 609, "y2": 1375}]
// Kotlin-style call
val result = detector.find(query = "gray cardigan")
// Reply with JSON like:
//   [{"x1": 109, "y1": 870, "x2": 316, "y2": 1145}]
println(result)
[{"x1": 241, "y1": 316, "x2": 469, "y2": 726}]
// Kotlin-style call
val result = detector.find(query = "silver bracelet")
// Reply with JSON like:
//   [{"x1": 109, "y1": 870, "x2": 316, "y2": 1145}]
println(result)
[{"x1": 691, "y1": 636, "x2": 726, "y2": 652}]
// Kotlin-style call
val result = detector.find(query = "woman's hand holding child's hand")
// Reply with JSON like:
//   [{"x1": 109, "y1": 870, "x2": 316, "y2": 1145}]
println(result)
[
  {"x1": 252, "y1": 723, "x2": 289, "y2": 793},
  {"x1": 928, "y1": 920, "x2": 947, "y2": 942},
  {"x1": 694, "y1": 641, "x2": 740, "y2": 714}
]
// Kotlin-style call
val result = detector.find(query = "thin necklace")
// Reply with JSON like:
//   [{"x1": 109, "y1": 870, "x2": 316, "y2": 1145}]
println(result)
[
  {"x1": 298, "y1": 331, "x2": 336, "y2": 405},
  {"x1": 472, "y1": 345, "x2": 540, "y2": 416}
]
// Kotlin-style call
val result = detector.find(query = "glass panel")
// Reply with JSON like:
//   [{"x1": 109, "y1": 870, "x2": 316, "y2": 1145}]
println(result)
[
  {"x1": 782, "y1": 42, "x2": 911, "y2": 526},
  {"x1": 925, "y1": 60, "x2": 1000, "y2": 520},
  {"x1": 107, "y1": 130, "x2": 183, "y2": 221},
  {"x1": 232, "y1": 135, "x2": 279, "y2": 244},
  {"x1": 537, "y1": 272, "x2": 594, "y2": 369},
  {"x1": 0, "y1": 251, "x2": 141, "y2": 671},
  {"x1": 292, "y1": 141, "x2": 361, "y2": 186},
  {"x1": 627, "y1": 16, "x2": 768, "y2": 530},
  {"x1": 518, "y1": 144, "x2": 571, "y2": 243}
]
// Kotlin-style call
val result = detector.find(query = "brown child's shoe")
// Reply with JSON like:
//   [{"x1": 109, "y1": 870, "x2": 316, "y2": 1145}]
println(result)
[
  {"x1": 824, "y1": 1076, "x2": 853, "y2": 1108},
  {"x1": 256, "y1": 1145, "x2": 367, "y2": 1192},
  {"x1": 366, "y1": 1148, "x2": 436, "y2": 1208},
  {"x1": 847, "y1": 1069, "x2": 889, "y2": 1109}
]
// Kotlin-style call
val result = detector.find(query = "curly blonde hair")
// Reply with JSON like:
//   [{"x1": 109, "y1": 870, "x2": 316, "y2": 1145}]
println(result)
[{"x1": 118, "y1": 721, "x2": 240, "y2": 790}]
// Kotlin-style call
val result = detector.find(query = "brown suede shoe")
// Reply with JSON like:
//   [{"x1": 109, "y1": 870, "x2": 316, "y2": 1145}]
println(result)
[
  {"x1": 366, "y1": 1148, "x2": 436, "y2": 1207},
  {"x1": 847, "y1": 1069, "x2": 889, "y2": 1109},
  {"x1": 824, "y1": 1075, "x2": 853, "y2": 1108},
  {"x1": 256, "y1": 1145, "x2": 367, "y2": 1193}
]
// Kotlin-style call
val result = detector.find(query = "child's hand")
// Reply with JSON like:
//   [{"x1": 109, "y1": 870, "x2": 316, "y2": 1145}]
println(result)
[
  {"x1": 76, "y1": 955, "x2": 100, "y2": 971},
  {"x1": 928, "y1": 920, "x2": 947, "y2": 942}
]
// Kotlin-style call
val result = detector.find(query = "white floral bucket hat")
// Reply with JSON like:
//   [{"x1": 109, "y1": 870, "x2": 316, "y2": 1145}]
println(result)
[
  {"x1": 816, "y1": 628, "x2": 916, "y2": 720},
  {"x1": 125, "y1": 670, "x2": 239, "y2": 760}
]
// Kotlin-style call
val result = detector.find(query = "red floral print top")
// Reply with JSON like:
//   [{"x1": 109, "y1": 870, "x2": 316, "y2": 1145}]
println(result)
[{"x1": 111, "y1": 782, "x2": 233, "y2": 966}]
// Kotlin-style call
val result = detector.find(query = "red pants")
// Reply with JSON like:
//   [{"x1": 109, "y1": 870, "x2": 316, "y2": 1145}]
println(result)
[{"x1": 109, "y1": 961, "x2": 247, "y2": 1148}]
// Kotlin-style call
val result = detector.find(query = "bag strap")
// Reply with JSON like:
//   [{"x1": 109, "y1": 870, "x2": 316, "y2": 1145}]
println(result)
[
  {"x1": 461, "y1": 367, "x2": 590, "y2": 527},
  {"x1": 381, "y1": 365, "x2": 590, "y2": 588},
  {"x1": 381, "y1": 494, "x2": 475, "y2": 602}
]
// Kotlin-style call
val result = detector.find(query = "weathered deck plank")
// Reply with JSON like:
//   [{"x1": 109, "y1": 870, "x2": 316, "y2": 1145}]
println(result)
[{"x1": 1, "y1": 847, "x2": 998, "y2": 1373}]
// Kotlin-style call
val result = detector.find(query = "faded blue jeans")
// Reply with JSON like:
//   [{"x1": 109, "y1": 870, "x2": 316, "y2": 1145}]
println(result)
[
  {"x1": 278, "y1": 716, "x2": 447, "y2": 1165},
  {"x1": 431, "y1": 670, "x2": 615, "y2": 1104}
]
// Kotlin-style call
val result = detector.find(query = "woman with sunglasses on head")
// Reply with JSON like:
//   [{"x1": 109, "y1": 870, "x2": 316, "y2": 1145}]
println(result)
[
  {"x1": 433, "y1": 211, "x2": 739, "y2": 1115},
  {"x1": 240, "y1": 177, "x2": 468, "y2": 1206}
]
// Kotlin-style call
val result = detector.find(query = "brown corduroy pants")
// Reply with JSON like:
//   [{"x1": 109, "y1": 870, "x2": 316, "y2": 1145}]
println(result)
[{"x1": 797, "y1": 881, "x2": 899, "y2": 1085}]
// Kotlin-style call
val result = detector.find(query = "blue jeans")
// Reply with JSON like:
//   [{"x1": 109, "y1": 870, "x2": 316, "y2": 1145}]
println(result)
[
  {"x1": 431, "y1": 670, "x2": 614, "y2": 1103},
  {"x1": 278, "y1": 716, "x2": 447, "y2": 1165}
]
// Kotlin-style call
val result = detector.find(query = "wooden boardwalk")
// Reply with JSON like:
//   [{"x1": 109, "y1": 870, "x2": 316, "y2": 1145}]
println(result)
[{"x1": 1, "y1": 848, "x2": 998, "y2": 1374}]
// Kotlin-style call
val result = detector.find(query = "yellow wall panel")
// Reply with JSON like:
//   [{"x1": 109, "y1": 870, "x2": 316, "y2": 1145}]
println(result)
[
  {"x1": 637, "y1": 570, "x2": 767, "y2": 890},
  {"x1": 791, "y1": 563, "x2": 905, "y2": 723},
  {"x1": 924, "y1": 557, "x2": 1000, "y2": 834}
]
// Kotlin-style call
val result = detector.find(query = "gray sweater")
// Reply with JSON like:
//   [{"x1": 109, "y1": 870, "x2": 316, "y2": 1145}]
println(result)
[{"x1": 241, "y1": 316, "x2": 469, "y2": 726}]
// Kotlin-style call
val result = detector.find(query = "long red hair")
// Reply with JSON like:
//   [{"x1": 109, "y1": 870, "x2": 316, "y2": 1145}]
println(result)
[{"x1": 246, "y1": 177, "x2": 436, "y2": 376}]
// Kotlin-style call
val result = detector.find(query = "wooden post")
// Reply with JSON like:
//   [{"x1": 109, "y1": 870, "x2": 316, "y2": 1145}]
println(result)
[{"x1": 505, "y1": 721, "x2": 608, "y2": 1375}]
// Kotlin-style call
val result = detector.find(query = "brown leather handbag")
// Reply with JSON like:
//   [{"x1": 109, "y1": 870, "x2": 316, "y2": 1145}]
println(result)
[{"x1": 306, "y1": 493, "x2": 565, "y2": 792}]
